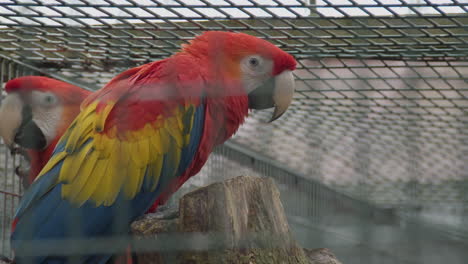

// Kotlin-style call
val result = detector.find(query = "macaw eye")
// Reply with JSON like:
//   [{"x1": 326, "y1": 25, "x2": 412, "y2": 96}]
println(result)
[
  {"x1": 45, "y1": 95, "x2": 54, "y2": 103},
  {"x1": 249, "y1": 57, "x2": 259, "y2": 67},
  {"x1": 31, "y1": 91, "x2": 59, "y2": 108},
  {"x1": 242, "y1": 55, "x2": 269, "y2": 75},
  {"x1": 40, "y1": 93, "x2": 58, "y2": 107},
  {"x1": 246, "y1": 55, "x2": 263, "y2": 70},
  {"x1": 44, "y1": 94, "x2": 56, "y2": 104}
]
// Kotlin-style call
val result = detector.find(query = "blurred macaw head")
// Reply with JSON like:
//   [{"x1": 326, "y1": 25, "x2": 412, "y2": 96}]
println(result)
[{"x1": 0, "y1": 76, "x2": 90, "y2": 184}]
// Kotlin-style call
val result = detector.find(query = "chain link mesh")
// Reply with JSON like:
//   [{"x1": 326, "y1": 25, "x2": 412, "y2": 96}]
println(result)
[{"x1": 0, "y1": 0, "x2": 467, "y2": 263}]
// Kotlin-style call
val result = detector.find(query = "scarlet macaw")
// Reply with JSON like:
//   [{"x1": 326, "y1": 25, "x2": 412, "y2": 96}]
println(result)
[
  {"x1": 11, "y1": 31, "x2": 297, "y2": 264},
  {"x1": 0, "y1": 76, "x2": 91, "y2": 187}
]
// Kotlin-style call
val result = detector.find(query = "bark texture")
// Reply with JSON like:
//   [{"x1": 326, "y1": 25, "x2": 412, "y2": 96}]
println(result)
[{"x1": 131, "y1": 176, "x2": 342, "y2": 264}]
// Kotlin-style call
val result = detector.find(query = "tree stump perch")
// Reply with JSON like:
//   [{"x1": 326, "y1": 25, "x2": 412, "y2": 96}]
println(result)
[{"x1": 132, "y1": 175, "x2": 342, "y2": 264}]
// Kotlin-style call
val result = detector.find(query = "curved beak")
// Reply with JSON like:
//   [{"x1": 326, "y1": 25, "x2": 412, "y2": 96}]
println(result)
[
  {"x1": 248, "y1": 70, "x2": 295, "y2": 122},
  {"x1": 0, "y1": 93, "x2": 46, "y2": 151},
  {"x1": 0, "y1": 93, "x2": 24, "y2": 149}
]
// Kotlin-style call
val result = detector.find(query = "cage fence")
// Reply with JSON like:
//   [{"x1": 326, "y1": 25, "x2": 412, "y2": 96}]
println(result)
[{"x1": 0, "y1": 0, "x2": 467, "y2": 264}]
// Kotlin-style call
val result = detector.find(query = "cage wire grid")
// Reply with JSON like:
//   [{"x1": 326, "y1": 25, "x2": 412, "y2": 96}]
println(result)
[{"x1": 0, "y1": 0, "x2": 467, "y2": 263}]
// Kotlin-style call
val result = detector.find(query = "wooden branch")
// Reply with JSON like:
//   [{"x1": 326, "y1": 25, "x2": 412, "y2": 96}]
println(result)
[{"x1": 132, "y1": 175, "x2": 342, "y2": 264}]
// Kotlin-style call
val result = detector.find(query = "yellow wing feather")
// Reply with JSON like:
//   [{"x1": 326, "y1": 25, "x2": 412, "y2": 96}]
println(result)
[
  {"x1": 166, "y1": 116, "x2": 183, "y2": 148},
  {"x1": 43, "y1": 101, "x2": 198, "y2": 207},
  {"x1": 64, "y1": 102, "x2": 96, "y2": 152},
  {"x1": 62, "y1": 148, "x2": 100, "y2": 205},
  {"x1": 73, "y1": 157, "x2": 109, "y2": 206},
  {"x1": 95, "y1": 103, "x2": 115, "y2": 132},
  {"x1": 150, "y1": 130, "x2": 163, "y2": 155},
  {"x1": 124, "y1": 141, "x2": 142, "y2": 198},
  {"x1": 59, "y1": 142, "x2": 94, "y2": 183},
  {"x1": 148, "y1": 154, "x2": 163, "y2": 190},
  {"x1": 137, "y1": 137, "x2": 150, "y2": 166},
  {"x1": 158, "y1": 128, "x2": 171, "y2": 153}
]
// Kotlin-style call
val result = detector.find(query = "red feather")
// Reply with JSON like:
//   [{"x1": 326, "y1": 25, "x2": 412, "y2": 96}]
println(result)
[{"x1": 5, "y1": 76, "x2": 90, "y2": 104}]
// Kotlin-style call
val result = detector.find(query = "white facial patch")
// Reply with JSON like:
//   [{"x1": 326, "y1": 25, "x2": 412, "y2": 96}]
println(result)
[
  {"x1": 240, "y1": 55, "x2": 274, "y2": 94},
  {"x1": 30, "y1": 91, "x2": 62, "y2": 146},
  {"x1": 0, "y1": 93, "x2": 24, "y2": 147}
]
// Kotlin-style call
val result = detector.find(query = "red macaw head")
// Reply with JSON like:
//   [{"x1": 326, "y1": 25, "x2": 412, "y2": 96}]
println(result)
[
  {"x1": 0, "y1": 76, "x2": 91, "y2": 185},
  {"x1": 181, "y1": 31, "x2": 297, "y2": 121}
]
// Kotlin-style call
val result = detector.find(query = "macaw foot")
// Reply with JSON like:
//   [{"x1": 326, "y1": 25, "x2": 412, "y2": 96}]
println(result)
[
  {"x1": 153, "y1": 204, "x2": 179, "y2": 220},
  {"x1": 9, "y1": 146, "x2": 20, "y2": 156},
  {"x1": 9, "y1": 146, "x2": 31, "y2": 189},
  {"x1": 14, "y1": 166, "x2": 28, "y2": 179},
  {"x1": 15, "y1": 166, "x2": 31, "y2": 189},
  {"x1": 9, "y1": 146, "x2": 29, "y2": 159}
]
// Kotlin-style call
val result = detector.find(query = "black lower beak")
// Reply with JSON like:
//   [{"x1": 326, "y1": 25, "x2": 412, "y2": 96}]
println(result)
[
  {"x1": 248, "y1": 77, "x2": 276, "y2": 110},
  {"x1": 14, "y1": 105, "x2": 46, "y2": 150},
  {"x1": 248, "y1": 71, "x2": 295, "y2": 122}
]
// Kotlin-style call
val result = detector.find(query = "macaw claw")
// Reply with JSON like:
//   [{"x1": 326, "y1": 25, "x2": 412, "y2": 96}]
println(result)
[{"x1": 10, "y1": 146, "x2": 20, "y2": 156}]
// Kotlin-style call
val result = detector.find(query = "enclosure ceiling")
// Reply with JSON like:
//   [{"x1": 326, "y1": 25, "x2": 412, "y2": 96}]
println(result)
[{"x1": 0, "y1": 0, "x2": 467, "y2": 205}]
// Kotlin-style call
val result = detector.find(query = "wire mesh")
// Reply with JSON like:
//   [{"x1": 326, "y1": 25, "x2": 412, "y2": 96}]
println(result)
[
  {"x1": 0, "y1": 0, "x2": 467, "y2": 263},
  {"x1": 0, "y1": 57, "x2": 32, "y2": 257}
]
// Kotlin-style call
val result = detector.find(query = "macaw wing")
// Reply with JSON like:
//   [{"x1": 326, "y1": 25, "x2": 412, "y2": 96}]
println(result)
[{"x1": 12, "y1": 60, "x2": 206, "y2": 263}]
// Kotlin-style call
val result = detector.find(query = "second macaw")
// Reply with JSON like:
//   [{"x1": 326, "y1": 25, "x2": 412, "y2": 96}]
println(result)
[
  {"x1": 11, "y1": 31, "x2": 297, "y2": 264},
  {"x1": 0, "y1": 76, "x2": 91, "y2": 187}
]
